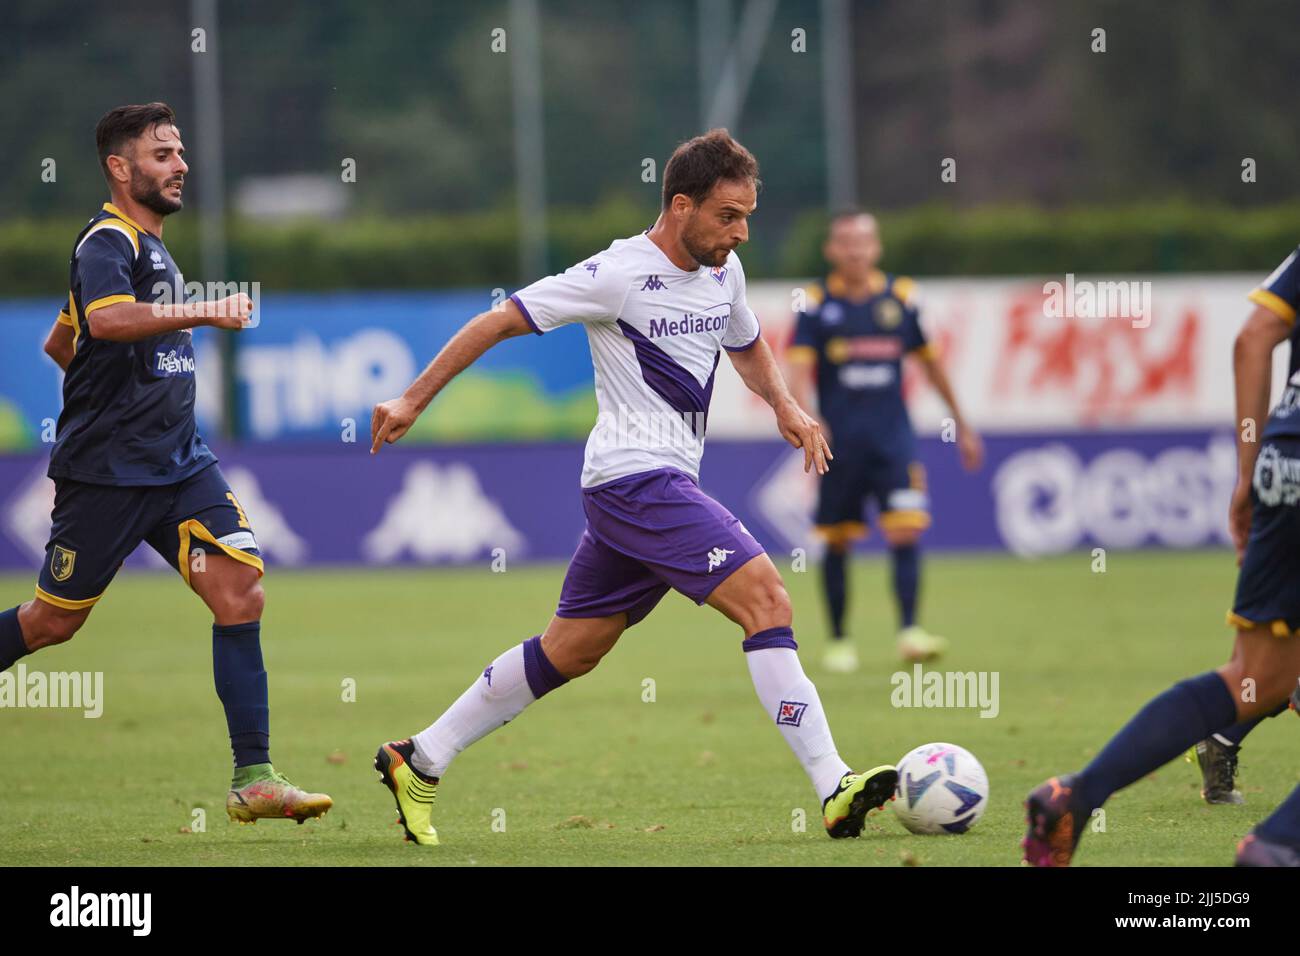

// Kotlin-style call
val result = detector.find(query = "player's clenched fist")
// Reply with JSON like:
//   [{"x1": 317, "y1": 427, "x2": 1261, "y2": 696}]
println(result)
[
  {"x1": 371, "y1": 396, "x2": 419, "y2": 454},
  {"x1": 206, "y1": 293, "x2": 254, "y2": 330}
]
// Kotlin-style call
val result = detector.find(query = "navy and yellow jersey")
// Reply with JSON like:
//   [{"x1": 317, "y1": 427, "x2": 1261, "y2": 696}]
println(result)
[
  {"x1": 1249, "y1": 247, "x2": 1300, "y2": 441},
  {"x1": 789, "y1": 270, "x2": 931, "y2": 450},
  {"x1": 49, "y1": 203, "x2": 214, "y2": 486}
]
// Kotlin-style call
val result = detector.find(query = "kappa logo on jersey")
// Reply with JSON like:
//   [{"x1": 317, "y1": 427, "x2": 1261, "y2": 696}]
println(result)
[
  {"x1": 776, "y1": 700, "x2": 808, "y2": 727},
  {"x1": 710, "y1": 265, "x2": 728, "y2": 285},
  {"x1": 584, "y1": 261, "x2": 599, "y2": 277},
  {"x1": 50, "y1": 545, "x2": 76, "y2": 583},
  {"x1": 706, "y1": 546, "x2": 735, "y2": 571},
  {"x1": 641, "y1": 275, "x2": 666, "y2": 291},
  {"x1": 150, "y1": 249, "x2": 166, "y2": 271}
]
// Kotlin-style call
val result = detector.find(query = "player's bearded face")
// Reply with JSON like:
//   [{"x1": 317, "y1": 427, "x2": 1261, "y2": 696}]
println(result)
[
  {"x1": 130, "y1": 161, "x2": 183, "y2": 216},
  {"x1": 680, "y1": 211, "x2": 728, "y2": 268},
  {"x1": 127, "y1": 125, "x2": 186, "y2": 217},
  {"x1": 680, "y1": 180, "x2": 756, "y2": 268}
]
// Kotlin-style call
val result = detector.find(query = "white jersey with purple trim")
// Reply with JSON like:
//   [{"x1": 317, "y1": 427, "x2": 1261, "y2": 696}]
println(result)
[{"x1": 510, "y1": 232, "x2": 761, "y2": 488}]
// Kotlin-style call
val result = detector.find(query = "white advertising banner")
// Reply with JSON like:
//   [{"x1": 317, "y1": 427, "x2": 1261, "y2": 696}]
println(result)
[{"x1": 710, "y1": 274, "x2": 1289, "y2": 437}]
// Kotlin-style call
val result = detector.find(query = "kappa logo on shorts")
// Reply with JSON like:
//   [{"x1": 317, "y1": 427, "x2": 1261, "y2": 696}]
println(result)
[
  {"x1": 50, "y1": 545, "x2": 76, "y2": 583},
  {"x1": 706, "y1": 546, "x2": 735, "y2": 571},
  {"x1": 777, "y1": 700, "x2": 808, "y2": 727}
]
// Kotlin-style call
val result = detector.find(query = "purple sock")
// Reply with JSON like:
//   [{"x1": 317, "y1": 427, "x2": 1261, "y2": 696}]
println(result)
[{"x1": 522, "y1": 635, "x2": 568, "y2": 698}]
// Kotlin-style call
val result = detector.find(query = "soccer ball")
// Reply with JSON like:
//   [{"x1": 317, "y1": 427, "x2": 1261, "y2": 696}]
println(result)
[{"x1": 892, "y1": 742, "x2": 989, "y2": 835}]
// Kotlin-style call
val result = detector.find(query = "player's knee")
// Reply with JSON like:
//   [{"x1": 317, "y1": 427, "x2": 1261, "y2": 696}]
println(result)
[
  {"x1": 1216, "y1": 654, "x2": 1294, "y2": 718},
  {"x1": 745, "y1": 576, "x2": 792, "y2": 630},
  {"x1": 884, "y1": 528, "x2": 922, "y2": 548},
  {"x1": 22, "y1": 602, "x2": 86, "y2": 649},
  {"x1": 212, "y1": 575, "x2": 264, "y2": 624}
]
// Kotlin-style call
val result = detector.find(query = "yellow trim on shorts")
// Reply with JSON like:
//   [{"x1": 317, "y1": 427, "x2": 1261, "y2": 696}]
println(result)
[
  {"x1": 1226, "y1": 610, "x2": 1293, "y2": 638},
  {"x1": 879, "y1": 509, "x2": 932, "y2": 532},
  {"x1": 177, "y1": 519, "x2": 265, "y2": 587},
  {"x1": 1248, "y1": 288, "x2": 1296, "y2": 324},
  {"x1": 814, "y1": 521, "x2": 868, "y2": 546},
  {"x1": 34, "y1": 586, "x2": 103, "y2": 610}
]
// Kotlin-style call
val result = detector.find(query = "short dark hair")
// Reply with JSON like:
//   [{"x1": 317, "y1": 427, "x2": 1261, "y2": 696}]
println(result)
[
  {"x1": 661, "y1": 128, "x2": 760, "y2": 210},
  {"x1": 95, "y1": 102, "x2": 177, "y2": 178}
]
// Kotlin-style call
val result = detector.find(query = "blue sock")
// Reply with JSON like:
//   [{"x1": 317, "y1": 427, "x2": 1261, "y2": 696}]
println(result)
[
  {"x1": 1255, "y1": 782, "x2": 1300, "y2": 848},
  {"x1": 213, "y1": 621, "x2": 270, "y2": 769},
  {"x1": 890, "y1": 544, "x2": 919, "y2": 629},
  {"x1": 1077, "y1": 671, "x2": 1237, "y2": 811},
  {"x1": 0, "y1": 607, "x2": 28, "y2": 671},
  {"x1": 822, "y1": 549, "x2": 848, "y2": 638},
  {"x1": 1216, "y1": 699, "x2": 1287, "y2": 747}
]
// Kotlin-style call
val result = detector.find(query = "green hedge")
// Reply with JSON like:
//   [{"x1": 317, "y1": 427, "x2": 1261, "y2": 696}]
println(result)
[
  {"x1": 4, "y1": 199, "x2": 1297, "y2": 296},
  {"x1": 780, "y1": 202, "x2": 1300, "y2": 278}
]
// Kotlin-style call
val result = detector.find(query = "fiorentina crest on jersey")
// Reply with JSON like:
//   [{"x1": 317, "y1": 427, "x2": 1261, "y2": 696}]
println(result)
[
  {"x1": 777, "y1": 700, "x2": 807, "y2": 727},
  {"x1": 710, "y1": 265, "x2": 727, "y2": 285}
]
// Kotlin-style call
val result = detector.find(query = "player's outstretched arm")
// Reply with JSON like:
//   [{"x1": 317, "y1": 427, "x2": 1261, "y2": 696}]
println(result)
[
  {"x1": 727, "y1": 336, "x2": 832, "y2": 474},
  {"x1": 370, "y1": 298, "x2": 534, "y2": 453},
  {"x1": 914, "y1": 348, "x2": 983, "y2": 471},
  {"x1": 87, "y1": 294, "x2": 253, "y2": 342}
]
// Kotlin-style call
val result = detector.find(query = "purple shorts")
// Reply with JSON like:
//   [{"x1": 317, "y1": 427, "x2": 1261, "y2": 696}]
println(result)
[{"x1": 556, "y1": 468, "x2": 766, "y2": 627}]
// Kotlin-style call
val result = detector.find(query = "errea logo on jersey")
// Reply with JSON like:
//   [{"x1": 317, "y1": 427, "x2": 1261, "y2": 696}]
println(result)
[
  {"x1": 149, "y1": 250, "x2": 165, "y2": 271},
  {"x1": 706, "y1": 546, "x2": 734, "y2": 571}
]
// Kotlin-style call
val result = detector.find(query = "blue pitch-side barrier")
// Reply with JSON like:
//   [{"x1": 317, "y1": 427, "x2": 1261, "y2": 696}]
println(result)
[
  {"x1": 0, "y1": 292, "x2": 598, "y2": 447},
  {"x1": 0, "y1": 431, "x2": 1236, "y2": 573}
]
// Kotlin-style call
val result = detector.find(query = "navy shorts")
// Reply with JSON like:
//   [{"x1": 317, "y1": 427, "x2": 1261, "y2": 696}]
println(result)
[
  {"x1": 36, "y1": 462, "x2": 263, "y2": 610},
  {"x1": 815, "y1": 440, "x2": 930, "y2": 544},
  {"x1": 1229, "y1": 439, "x2": 1300, "y2": 636},
  {"x1": 556, "y1": 468, "x2": 766, "y2": 627}
]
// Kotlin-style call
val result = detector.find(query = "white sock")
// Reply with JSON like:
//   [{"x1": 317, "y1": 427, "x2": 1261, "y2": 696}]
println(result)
[
  {"x1": 412, "y1": 642, "x2": 538, "y2": 778},
  {"x1": 745, "y1": 646, "x2": 851, "y2": 801}
]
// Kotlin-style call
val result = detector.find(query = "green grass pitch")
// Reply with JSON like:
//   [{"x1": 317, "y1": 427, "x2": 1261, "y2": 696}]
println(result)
[{"x1": 1, "y1": 550, "x2": 1295, "y2": 866}]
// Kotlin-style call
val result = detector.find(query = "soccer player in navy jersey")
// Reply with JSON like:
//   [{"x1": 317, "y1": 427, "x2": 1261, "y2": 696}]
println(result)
[
  {"x1": 0, "y1": 103, "x2": 330, "y2": 825},
  {"x1": 787, "y1": 211, "x2": 982, "y2": 671},
  {"x1": 1184, "y1": 253, "x2": 1300, "y2": 805},
  {"x1": 1024, "y1": 247, "x2": 1300, "y2": 867},
  {"x1": 369, "y1": 131, "x2": 899, "y2": 845}
]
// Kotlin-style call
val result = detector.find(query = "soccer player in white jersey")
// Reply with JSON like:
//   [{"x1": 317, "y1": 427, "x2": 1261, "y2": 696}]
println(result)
[{"x1": 368, "y1": 130, "x2": 898, "y2": 845}]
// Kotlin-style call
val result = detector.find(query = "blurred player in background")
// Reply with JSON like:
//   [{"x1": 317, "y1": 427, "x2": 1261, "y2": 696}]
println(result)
[
  {"x1": 787, "y1": 212, "x2": 982, "y2": 672},
  {"x1": 370, "y1": 130, "x2": 899, "y2": 846},
  {"x1": 0, "y1": 103, "x2": 331, "y2": 825},
  {"x1": 1024, "y1": 246, "x2": 1300, "y2": 867}
]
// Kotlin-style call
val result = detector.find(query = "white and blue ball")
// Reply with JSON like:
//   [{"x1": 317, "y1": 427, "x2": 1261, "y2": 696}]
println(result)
[{"x1": 892, "y1": 742, "x2": 989, "y2": 835}]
